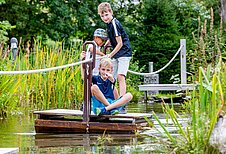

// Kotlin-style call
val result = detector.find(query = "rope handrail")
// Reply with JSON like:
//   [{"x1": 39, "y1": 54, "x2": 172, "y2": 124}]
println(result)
[
  {"x1": 0, "y1": 45, "x2": 183, "y2": 76},
  {"x1": 128, "y1": 45, "x2": 183, "y2": 76},
  {"x1": 0, "y1": 58, "x2": 93, "y2": 75}
]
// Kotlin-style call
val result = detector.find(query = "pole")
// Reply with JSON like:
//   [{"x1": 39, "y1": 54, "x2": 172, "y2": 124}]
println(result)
[
  {"x1": 180, "y1": 39, "x2": 187, "y2": 84},
  {"x1": 10, "y1": 37, "x2": 18, "y2": 60},
  {"x1": 82, "y1": 41, "x2": 96, "y2": 123}
]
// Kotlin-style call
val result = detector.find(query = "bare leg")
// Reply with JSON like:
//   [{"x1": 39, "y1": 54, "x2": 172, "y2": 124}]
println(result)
[
  {"x1": 91, "y1": 85, "x2": 110, "y2": 106},
  {"x1": 118, "y1": 74, "x2": 126, "y2": 96},
  {"x1": 105, "y1": 93, "x2": 132, "y2": 111},
  {"x1": 113, "y1": 88, "x2": 119, "y2": 99}
]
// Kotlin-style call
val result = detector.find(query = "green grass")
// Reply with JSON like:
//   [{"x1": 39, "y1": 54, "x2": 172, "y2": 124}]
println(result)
[
  {"x1": 152, "y1": 58, "x2": 225, "y2": 153},
  {"x1": 0, "y1": 40, "x2": 84, "y2": 116}
]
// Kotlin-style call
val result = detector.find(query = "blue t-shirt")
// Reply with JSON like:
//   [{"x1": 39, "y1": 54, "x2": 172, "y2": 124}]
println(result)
[
  {"x1": 92, "y1": 75, "x2": 115, "y2": 100},
  {"x1": 107, "y1": 17, "x2": 132, "y2": 59}
]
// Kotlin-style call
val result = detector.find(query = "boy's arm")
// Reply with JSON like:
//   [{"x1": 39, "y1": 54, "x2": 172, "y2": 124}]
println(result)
[
  {"x1": 89, "y1": 46, "x2": 105, "y2": 56},
  {"x1": 80, "y1": 51, "x2": 86, "y2": 80},
  {"x1": 108, "y1": 36, "x2": 122, "y2": 58},
  {"x1": 104, "y1": 40, "x2": 111, "y2": 47}
]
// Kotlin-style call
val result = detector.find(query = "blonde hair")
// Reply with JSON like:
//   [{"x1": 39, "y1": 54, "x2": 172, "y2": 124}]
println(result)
[
  {"x1": 98, "y1": 2, "x2": 113, "y2": 15},
  {"x1": 99, "y1": 58, "x2": 112, "y2": 68}
]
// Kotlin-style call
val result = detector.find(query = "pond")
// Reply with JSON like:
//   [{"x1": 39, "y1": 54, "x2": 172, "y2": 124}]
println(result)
[{"x1": 0, "y1": 102, "x2": 184, "y2": 153}]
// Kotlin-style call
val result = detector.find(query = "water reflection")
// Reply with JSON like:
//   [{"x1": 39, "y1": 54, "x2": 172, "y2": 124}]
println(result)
[
  {"x1": 0, "y1": 102, "x2": 184, "y2": 153},
  {"x1": 35, "y1": 133, "x2": 145, "y2": 153}
]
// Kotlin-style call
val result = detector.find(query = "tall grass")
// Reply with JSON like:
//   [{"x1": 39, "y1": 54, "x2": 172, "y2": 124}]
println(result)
[
  {"x1": 0, "y1": 40, "x2": 84, "y2": 117},
  {"x1": 152, "y1": 58, "x2": 225, "y2": 153},
  {"x1": 151, "y1": 8, "x2": 226, "y2": 153},
  {"x1": 189, "y1": 8, "x2": 224, "y2": 76}
]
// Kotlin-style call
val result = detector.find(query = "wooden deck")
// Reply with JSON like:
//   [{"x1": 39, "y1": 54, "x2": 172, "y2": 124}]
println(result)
[
  {"x1": 139, "y1": 84, "x2": 195, "y2": 91},
  {"x1": 0, "y1": 148, "x2": 19, "y2": 154},
  {"x1": 34, "y1": 109, "x2": 152, "y2": 134}
]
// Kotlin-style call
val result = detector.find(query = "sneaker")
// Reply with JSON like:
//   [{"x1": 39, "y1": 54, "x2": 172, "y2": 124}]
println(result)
[
  {"x1": 110, "y1": 108, "x2": 119, "y2": 115},
  {"x1": 119, "y1": 106, "x2": 127, "y2": 114},
  {"x1": 96, "y1": 107, "x2": 110, "y2": 115}
]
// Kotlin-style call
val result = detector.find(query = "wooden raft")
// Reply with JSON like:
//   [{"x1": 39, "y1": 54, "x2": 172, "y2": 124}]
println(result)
[{"x1": 34, "y1": 109, "x2": 152, "y2": 134}]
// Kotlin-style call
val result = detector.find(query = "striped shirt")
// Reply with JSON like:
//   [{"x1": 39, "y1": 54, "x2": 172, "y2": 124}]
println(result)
[{"x1": 107, "y1": 17, "x2": 132, "y2": 59}]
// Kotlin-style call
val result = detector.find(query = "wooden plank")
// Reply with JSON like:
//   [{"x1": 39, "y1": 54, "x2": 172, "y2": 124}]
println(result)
[
  {"x1": 35, "y1": 119, "x2": 87, "y2": 133},
  {"x1": 34, "y1": 109, "x2": 83, "y2": 116},
  {"x1": 0, "y1": 148, "x2": 19, "y2": 154},
  {"x1": 35, "y1": 119, "x2": 137, "y2": 134},
  {"x1": 98, "y1": 113, "x2": 152, "y2": 119},
  {"x1": 34, "y1": 109, "x2": 152, "y2": 119},
  {"x1": 139, "y1": 84, "x2": 195, "y2": 91}
]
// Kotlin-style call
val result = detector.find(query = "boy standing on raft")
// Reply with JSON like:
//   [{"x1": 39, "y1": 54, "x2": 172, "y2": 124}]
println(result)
[{"x1": 98, "y1": 2, "x2": 132, "y2": 99}]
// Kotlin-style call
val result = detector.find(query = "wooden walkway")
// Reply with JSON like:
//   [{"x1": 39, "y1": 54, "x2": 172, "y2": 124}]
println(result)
[
  {"x1": 0, "y1": 148, "x2": 19, "y2": 154},
  {"x1": 34, "y1": 109, "x2": 152, "y2": 134},
  {"x1": 139, "y1": 83, "x2": 194, "y2": 91}
]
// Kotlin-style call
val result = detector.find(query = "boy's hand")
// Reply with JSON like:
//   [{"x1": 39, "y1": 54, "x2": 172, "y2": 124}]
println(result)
[
  {"x1": 106, "y1": 54, "x2": 112, "y2": 59},
  {"x1": 80, "y1": 51, "x2": 86, "y2": 61},
  {"x1": 105, "y1": 73, "x2": 114, "y2": 83},
  {"x1": 105, "y1": 73, "x2": 112, "y2": 78}
]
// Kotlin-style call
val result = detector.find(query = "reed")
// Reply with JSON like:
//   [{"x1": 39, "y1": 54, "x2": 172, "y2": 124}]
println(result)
[
  {"x1": 152, "y1": 57, "x2": 225, "y2": 153},
  {"x1": 190, "y1": 8, "x2": 224, "y2": 76},
  {"x1": 152, "y1": 8, "x2": 225, "y2": 152},
  {"x1": 0, "y1": 40, "x2": 83, "y2": 117}
]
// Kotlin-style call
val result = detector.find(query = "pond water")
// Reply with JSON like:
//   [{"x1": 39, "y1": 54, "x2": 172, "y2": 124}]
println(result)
[{"x1": 0, "y1": 102, "x2": 184, "y2": 153}]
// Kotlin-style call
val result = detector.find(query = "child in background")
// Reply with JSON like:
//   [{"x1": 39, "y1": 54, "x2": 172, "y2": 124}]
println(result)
[
  {"x1": 85, "y1": 28, "x2": 108, "y2": 75},
  {"x1": 80, "y1": 51, "x2": 133, "y2": 115}
]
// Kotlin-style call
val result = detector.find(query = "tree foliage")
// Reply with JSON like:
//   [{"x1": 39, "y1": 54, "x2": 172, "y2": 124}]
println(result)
[
  {"x1": 0, "y1": 0, "x2": 105, "y2": 43},
  {"x1": 129, "y1": 0, "x2": 181, "y2": 83},
  {"x1": 0, "y1": 0, "x2": 223, "y2": 83}
]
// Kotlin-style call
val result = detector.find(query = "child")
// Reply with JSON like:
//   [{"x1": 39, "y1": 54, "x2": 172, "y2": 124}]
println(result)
[
  {"x1": 85, "y1": 28, "x2": 108, "y2": 75},
  {"x1": 98, "y1": 2, "x2": 132, "y2": 97},
  {"x1": 80, "y1": 51, "x2": 133, "y2": 115}
]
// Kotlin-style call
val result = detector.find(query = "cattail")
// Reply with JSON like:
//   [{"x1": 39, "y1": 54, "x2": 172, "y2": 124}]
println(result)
[{"x1": 210, "y1": 7, "x2": 214, "y2": 34}]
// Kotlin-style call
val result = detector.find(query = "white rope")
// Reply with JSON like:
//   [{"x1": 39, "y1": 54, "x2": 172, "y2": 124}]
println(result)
[
  {"x1": 0, "y1": 45, "x2": 183, "y2": 76},
  {"x1": 0, "y1": 58, "x2": 92, "y2": 75},
  {"x1": 128, "y1": 45, "x2": 184, "y2": 76}
]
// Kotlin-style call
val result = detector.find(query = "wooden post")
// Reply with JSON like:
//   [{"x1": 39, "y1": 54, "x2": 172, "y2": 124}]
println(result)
[
  {"x1": 149, "y1": 62, "x2": 153, "y2": 73},
  {"x1": 82, "y1": 41, "x2": 96, "y2": 123},
  {"x1": 143, "y1": 62, "x2": 159, "y2": 101},
  {"x1": 180, "y1": 39, "x2": 187, "y2": 84}
]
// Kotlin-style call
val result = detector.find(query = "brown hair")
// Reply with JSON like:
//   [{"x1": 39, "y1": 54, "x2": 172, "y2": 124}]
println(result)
[{"x1": 98, "y1": 2, "x2": 113, "y2": 15}]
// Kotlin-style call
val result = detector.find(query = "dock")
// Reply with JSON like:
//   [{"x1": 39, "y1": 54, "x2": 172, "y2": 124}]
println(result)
[
  {"x1": 34, "y1": 109, "x2": 152, "y2": 134},
  {"x1": 34, "y1": 42, "x2": 152, "y2": 134},
  {"x1": 0, "y1": 148, "x2": 19, "y2": 154},
  {"x1": 139, "y1": 83, "x2": 195, "y2": 91}
]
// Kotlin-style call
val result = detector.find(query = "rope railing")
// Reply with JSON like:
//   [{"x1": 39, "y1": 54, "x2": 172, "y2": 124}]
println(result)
[
  {"x1": 0, "y1": 58, "x2": 93, "y2": 75},
  {"x1": 0, "y1": 45, "x2": 183, "y2": 76},
  {"x1": 128, "y1": 45, "x2": 184, "y2": 76}
]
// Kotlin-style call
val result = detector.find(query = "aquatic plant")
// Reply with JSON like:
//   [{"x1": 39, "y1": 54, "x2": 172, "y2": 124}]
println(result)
[
  {"x1": 96, "y1": 131, "x2": 113, "y2": 145},
  {"x1": 152, "y1": 57, "x2": 225, "y2": 153},
  {"x1": 0, "y1": 40, "x2": 84, "y2": 117},
  {"x1": 149, "y1": 9, "x2": 224, "y2": 152}
]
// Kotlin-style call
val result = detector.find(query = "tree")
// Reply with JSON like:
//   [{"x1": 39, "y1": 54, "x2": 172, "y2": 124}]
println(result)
[
  {"x1": 131, "y1": 0, "x2": 181, "y2": 83},
  {"x1": 0, "y1": 0, "x2": 105, "y2": 44}
]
